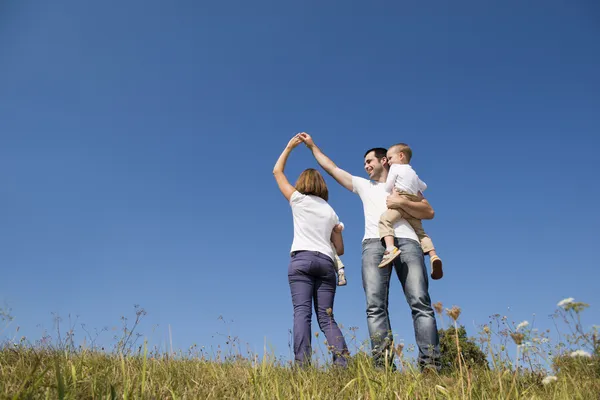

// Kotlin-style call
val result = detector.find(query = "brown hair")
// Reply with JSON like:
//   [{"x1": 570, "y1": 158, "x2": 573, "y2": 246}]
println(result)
[
  {"x1": 389, "y1": 143, "x2": 412, "y2": 162},
  {"x1": 295, "y1": 168, "x2": 329, "y2": 201}
]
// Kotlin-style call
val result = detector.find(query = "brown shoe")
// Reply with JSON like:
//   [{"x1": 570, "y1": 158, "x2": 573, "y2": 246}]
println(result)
[{"x1": 430, "y1": 255, "x2": 443, "y2": 280}]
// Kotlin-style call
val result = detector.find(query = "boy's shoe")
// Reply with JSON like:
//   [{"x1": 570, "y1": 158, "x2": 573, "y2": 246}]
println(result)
[
  {"x1": 378, "y1": 247, "x2": 401, "y2": 268},
  {"x1": 430, "y1": 256, "x2": 443, "y2": 280},
  {"x1": 337, "y1": 269, "x2": 347, "y2": 286}
]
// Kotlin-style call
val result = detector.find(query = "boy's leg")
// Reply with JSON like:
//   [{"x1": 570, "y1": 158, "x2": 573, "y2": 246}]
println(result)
[
  {"x1": 404, "y1": 217, "x2": 443, "y2": 280},
  {"x1": 378, "y1": 209, "x2": 404, "y2": 268},
  {"x1": 396, "y1": 192, "x2": 443, "y2": 280}
]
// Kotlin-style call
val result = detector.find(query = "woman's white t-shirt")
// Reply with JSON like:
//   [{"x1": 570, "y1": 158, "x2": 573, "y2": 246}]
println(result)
[{"x1": 289, "y1": 191, "x2": 339, "y2": 261}]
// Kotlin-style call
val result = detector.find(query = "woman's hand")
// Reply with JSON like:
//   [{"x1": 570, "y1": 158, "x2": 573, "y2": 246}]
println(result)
[{"x1": 286, "y1": 135, "x2": 303, "y2": 150}]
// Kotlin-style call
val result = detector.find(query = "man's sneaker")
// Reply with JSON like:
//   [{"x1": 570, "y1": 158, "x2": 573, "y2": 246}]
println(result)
[
  {"x1": 430, "y1": 256, "x2": 443, "y2": 280},
  {"x1": 337, "y1": 269, "x2": 347, "y2": 286},
  {"x1": 378, "y1": 247, "x2": 401, "y2": 268}
]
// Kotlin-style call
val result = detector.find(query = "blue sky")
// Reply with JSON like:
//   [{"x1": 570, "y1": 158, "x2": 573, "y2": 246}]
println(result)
[{"x1": 1, "y1": 0, "x2": 599, "y2": 359}]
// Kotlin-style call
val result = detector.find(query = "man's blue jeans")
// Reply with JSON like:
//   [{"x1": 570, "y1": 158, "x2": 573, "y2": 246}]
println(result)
[{"x1": 361, "y1": 237, "x2": 440, "y2": 369}]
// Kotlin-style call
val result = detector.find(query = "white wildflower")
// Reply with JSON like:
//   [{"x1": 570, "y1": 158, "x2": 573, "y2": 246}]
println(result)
[
  {"x1": 570, "y1": 350, "x2": 592, "y2": 358},
  {"x1": 542, "y1": 376, "x2": 558, "y2": 385},
  {"x1": 541, "y1": 338, "x2": 550, "y2": 344},
  {"x1": 435, "y1": 385, "x2": 449, "y2": 395},
  {"x1": 557, "y1": 298, "x2": 574, "y2": 308},
  {"x1": 516, "y1": 321, "x2": 529, "y2": 331}
]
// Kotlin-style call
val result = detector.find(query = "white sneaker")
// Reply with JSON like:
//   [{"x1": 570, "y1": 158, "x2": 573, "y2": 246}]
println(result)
[
  {"x1": 378, "y1": 247, "x2": 401, "y2": 268},
  {"x1": 337, "y1": 269, "x2": 347, "y2": 286}
]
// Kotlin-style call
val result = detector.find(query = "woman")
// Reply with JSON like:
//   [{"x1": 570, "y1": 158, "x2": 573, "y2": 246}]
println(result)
[{"x1": 273, "y1": 134, "x2": 349, "y2": 367}]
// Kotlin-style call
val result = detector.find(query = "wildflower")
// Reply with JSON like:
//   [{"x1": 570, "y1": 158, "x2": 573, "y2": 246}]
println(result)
[
  {"x1": 510, "y1": 332, "x2": 525, "y2": 345},
  {"x1": 433, "y1": 302, "x2": 443, "y2": 315},
  {"x1": 483, "y1": 325, "x2": 490, "y2": 334},
  {"x1": 516, "y1": 321, "x2": 529, "y2": 331},
  {"x1": 435, "y1": 385, "x2": 449, "y2": 395},
  {"x1": 394, "y1": 343, "x2": 405, "y2": 356},
  {"x1": 570, "y1": 350, "x2": 592, "y2": 358},
  {"x1": 445, "y1": 306, "x2": 461, "y2": 321},
  {"x1": 557, "y1": 298, "x2": 574, "y2": 308},
  {"x1": 314, "y1": 332, "x2": 319, "y2": 338},
  {"x1": 542, "y1": 376, "x2": 558, "y2": 385},
  {"x1": 326, "y1": 308, "x2": 333, "y2": 316}
]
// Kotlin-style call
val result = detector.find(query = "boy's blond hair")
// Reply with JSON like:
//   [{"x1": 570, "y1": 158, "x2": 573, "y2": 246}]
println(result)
[{"x1": 389, "y1": 143, "x2": 412, "y2": 163}]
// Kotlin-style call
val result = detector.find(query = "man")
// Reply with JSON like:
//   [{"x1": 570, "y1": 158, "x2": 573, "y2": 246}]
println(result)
[{"x1": 298, "y1": 133, "x2": 440, "y2": 370}]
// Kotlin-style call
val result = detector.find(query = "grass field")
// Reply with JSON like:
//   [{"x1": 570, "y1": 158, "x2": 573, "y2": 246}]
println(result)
[{"x1": 1, "y1": 299, "x2": 597, "y2": 399}]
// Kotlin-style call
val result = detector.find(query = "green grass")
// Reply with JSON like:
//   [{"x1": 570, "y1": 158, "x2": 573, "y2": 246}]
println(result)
[
  {"x1": 0, "y1": 300, "x2": 598, "y2": 399},
  {"x1": 0, "y1": 348, "x2": 599, "y2": 399}
]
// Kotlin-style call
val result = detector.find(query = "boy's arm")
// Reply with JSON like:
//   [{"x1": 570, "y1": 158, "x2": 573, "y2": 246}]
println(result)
[
  {"x1": 298, "y1": 133, "x2": 354, "y2": 192},
  {"x1": 386, "y1": 192, "x2": 435, "y2": 220},
  {"x1": 384, "y1": 166, "x2": 398, "y2": 194}
]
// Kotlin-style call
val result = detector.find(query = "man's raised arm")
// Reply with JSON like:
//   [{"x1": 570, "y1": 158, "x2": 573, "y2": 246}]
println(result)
[{"x1": 298, "y1": 133, "x2": 354, "y2": 192}]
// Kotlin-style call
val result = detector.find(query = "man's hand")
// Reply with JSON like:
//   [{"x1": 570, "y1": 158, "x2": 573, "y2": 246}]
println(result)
[
  {"x1": 386, "y1": 192, "x2": 407, "y2": 209},
  {"x1": 298, "y1": 132, "x2": 315, "y2": 149}
]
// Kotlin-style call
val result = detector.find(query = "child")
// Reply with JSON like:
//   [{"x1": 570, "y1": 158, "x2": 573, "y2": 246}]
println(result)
[
  {"x1": 332, "y1": 222, "x2": 347, "y2": 286},
  {"x1": 377, "y1": 143, "x2": 443, "y2": 280}
]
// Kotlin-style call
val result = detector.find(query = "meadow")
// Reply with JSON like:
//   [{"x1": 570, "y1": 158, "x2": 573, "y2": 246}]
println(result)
[{"x1": 1, "y1": 299, "x2": 598, "y2": 399}]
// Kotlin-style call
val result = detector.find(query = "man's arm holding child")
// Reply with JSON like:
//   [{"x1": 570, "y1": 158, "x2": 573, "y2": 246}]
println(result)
[
  {"x1": 386, "y1": 191, "x2": 435, "y2": 220},
  {"x1": 298, "y1": 132, "x2": 354, "y2": 192}
]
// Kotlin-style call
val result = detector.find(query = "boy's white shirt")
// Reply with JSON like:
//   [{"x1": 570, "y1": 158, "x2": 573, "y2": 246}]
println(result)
[{"x1": 384, "y1": 164, "x2": 427, "y2": 195}]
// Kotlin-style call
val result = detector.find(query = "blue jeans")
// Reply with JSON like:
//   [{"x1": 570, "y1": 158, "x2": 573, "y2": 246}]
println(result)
[
  {"x1": 361, "y1": 238, "x2": 440, "y2": 369},
  {"x1": 288, "y1": 251, "x2": 349, "y2": 367}
]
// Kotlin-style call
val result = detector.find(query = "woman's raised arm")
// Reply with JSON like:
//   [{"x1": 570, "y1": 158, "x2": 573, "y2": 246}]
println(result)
[{"x1": 273, "y1": 135, "x2": 302, "y2": 201}]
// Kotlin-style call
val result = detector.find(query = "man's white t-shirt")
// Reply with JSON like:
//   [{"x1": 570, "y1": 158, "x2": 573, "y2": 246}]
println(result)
[
  {"x1": 384, "y1": 164, "x2": 427, "y2": 195},
  {"x1": 352, "y1": 176, "x2": 419, "y2": 242},
  {"x1": 289, "y1": 191, "x2": 339, "y2": 261}
]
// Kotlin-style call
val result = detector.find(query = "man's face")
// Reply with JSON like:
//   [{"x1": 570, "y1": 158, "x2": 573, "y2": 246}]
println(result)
[{"x1": 364, "y1": 151, "x2": 387, "y2": 180}]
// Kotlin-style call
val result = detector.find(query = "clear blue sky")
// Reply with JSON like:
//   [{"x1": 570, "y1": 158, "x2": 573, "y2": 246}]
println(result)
[{"x1": 1, "y1": 0, "x2": 599, "y2": 359}]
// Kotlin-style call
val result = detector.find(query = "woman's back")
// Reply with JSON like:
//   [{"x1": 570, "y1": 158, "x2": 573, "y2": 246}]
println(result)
[{"x1": 290, "y1": 191, "x2": 338, "y2": 261}]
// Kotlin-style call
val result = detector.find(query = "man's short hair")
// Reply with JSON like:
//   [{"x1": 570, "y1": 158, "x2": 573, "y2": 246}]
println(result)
[
  {"x1": 389, "y1": 143, "x2": 412, "y2": 162},
  {"x1": 363, "y1": 147, "x2": 388, "y2": 160}
]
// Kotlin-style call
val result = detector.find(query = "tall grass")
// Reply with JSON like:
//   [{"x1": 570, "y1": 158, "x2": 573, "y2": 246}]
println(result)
[{"x1": 0, "y1": 299, "x2": 598, "y2": 399}]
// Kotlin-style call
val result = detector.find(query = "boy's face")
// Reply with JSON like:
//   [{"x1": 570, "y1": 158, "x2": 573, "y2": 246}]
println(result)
[{"x1": 386, "y1": 149, "x2": 404, "y2": 165}]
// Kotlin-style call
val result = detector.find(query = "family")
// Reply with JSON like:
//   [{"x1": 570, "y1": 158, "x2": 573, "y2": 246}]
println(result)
[{"x1": 273, "y1": 133, "x2": 443, "y2": 371}]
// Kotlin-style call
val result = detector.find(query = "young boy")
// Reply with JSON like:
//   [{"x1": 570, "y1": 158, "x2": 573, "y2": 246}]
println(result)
[
  {"x1": 377, "y1": 143, "x2": 443, "y2": 280},
  {"x1": 332, "y1": 222, "x2": 347, "y2": 286}
]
